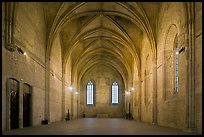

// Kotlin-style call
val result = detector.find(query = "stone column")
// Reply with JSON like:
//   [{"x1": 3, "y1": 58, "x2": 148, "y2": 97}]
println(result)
[
  {"x1": 61, "y1": 72, "x2": 65, "y2": 120},
  {"x1": 140, "y1": 78, "x2": 143, "y2": 121},
  {"x1": 19, "y1": 81, "x2": 23, "y2": 128},
  {"x1": 70, "y1": 88, "x2": 73, "y2": 120},
  {"x1": 45, "y1": 56, "x2": 50, "y2": 122},
  {"x1": 184, "y1": 2, "x2": 196, "y2": 132},
  {"x1": 138, "y1": 76, "x2": 142, "y2": 121},
  {"x1": 152, "y1": 57, "x2": 157, "y2": 124}
]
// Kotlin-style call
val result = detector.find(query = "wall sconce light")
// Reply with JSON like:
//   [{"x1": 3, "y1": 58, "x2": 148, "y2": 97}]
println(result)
[
  {"x1": 51, "y1": 73, "x2": 55, "y2": 78},
  {"x1": 126, "y1": 87, "x2": 135, "y2": 95},
  {"x1": 16, "y1": 46, "x2": 26, "y2": 55},
  {"x1": 126, "y1": 91, "x2": 130, "y2": 95},
  {"x1": 179, "y1": 47, "x2": 185, "y2": 54},
  {"x1": 69, "y1": 86, "x2": 73, "y2": 91}
]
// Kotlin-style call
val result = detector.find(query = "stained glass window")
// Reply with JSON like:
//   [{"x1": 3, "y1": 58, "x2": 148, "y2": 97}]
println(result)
[
  {"x1": 87, "y1": 81, "x2": 93, "y2": 104},
  {"x1": 112, "y1": 82, "x2": 118, "y2": 104},
  {"x1": 175, "y1": 47, "x2": 179, "y2": 93}
]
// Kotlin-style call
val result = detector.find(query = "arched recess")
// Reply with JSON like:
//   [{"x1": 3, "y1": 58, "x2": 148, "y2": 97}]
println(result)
[
  {"x1": 23, "y1": 83, "x2": 32, "y2": 127},
  {"x1": 49, "y1": 34, "x2": 63, "y2": 122},
  {"x1": 45, "y1": 1, "x2": 156, "y2": 122},
  {"x1": 77, "y1": 58, "x2": 128, "y2": 90},
  {"x1": 156, "y1": 2, "x2": 188, "y2": 130},
  {"x1": 79, "y1": 63, "x2": 125, "y2": 118},
  {"x1": 6, "y1": 78, "x2": 20, "y2": 130},
  {"x1": 163, "y1": 24, "x2": 178, "y2": 101}
]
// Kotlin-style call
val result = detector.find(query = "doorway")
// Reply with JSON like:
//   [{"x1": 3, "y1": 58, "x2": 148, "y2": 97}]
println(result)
[
  {"x1": 23, "y1": 83, "x2": 31, "y2": 127},
  {"x1": 8, "y1": 78, "x2": 19, "y2": 129}
]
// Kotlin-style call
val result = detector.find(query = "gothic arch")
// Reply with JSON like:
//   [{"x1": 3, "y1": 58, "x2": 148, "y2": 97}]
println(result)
[{"x1": 163, "y1": 24, "x2": 178, "y2": 101}]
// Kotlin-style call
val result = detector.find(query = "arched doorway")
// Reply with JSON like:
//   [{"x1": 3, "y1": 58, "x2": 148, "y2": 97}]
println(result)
[
  {"x1": 23, "y1": 83, "x2": 32, "y2": 127},
  {"x1": 7, "y1": 78, "x2": 19, "y2": 129}
]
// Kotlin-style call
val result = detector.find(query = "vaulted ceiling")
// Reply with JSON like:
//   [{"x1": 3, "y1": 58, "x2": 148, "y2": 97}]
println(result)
[{"x1": 42, "y1": 2, "x2": 161, "y2": 85}]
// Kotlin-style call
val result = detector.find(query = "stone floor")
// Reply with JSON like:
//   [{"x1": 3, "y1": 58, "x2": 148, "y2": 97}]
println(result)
[{"x1": 2, "y1": 118, "x2": 197, "y2": 135}]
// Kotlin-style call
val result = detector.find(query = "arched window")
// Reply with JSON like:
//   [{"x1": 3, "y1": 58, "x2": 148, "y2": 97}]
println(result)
[
  {"x1": 175, "y1": 38, "x2": 179, "y2": 93},
  {"x1": 86, "y1": 81, "x2": 94, "y2": 105},
  {"x1": 111, "y1": 82, "x2": 119, "y2": 104},
  {"x1": 164, "y1": 24, "x2": 178, "y2": 100},
  {"x1": 23, "y1": 83, "x2": 32, "y2": 127},
  {"x1": 7, "y1": 78, "x2": 19, "y2": 129}
]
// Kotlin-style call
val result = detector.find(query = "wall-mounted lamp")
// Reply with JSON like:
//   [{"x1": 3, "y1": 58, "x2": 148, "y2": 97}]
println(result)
[
  {"x1": 126, "y1": 87, "x2": 135, "y2": 95},
  {"x1": 179, "y1": 47, "x2": 185, "y2": 54},
  {"x1": 16, "y1": 46, "x2": 26, "y2": 55},
  {"x1": 126, "y1": 91, "x2": 130, "y2": 95},
  {"x1": 69, "y1": 86, "x2": 73, "y2": 91},
  {"x1": 51, "y1": 73, "x2": 55, "y2": 78}
]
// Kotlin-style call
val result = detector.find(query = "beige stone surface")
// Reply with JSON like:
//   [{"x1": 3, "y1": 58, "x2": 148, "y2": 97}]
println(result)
[{"x1": 2, "y1": 2, "x2": 202, "y2": 134}]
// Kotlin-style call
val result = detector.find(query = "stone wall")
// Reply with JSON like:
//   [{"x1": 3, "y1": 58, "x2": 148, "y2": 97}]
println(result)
[
  {"x1": 2, "y1": 2, "x2": 202, "y2": 134},
  {"x1": 140, "y1": 34, "x2": 153, "y2": 123},
  {"x1": 64, "y1": 58, "x2": 72, "y2": 120},
  {"x1": 195, "y1": 2, "x2": 202, "y2": 134},
  {"x1": 79, "y1": 64, "x2": 125, "y2": 118},
  {"x1": 49, "y1": 34, "x2": 62, "y2": 122},
  {"x1": 156, "y1": 2, "x2": 188, "y2": 129},
  {"x1": 2, "y1": 2, "x2": 47, "y2": 130}
]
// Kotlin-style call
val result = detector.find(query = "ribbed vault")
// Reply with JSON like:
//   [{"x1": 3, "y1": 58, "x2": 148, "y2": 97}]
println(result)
[{"x1": 45, "y1": 2, "x2": 158, "y2": 89}]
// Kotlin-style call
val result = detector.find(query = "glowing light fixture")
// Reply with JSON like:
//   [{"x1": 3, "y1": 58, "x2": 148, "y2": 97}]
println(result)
[
  {"x1": 69, "y1": 86, "x2": 73, "y2": 90},
  {"x1": 126, "y1": 91, "x2": 130, "y2": 95}
]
